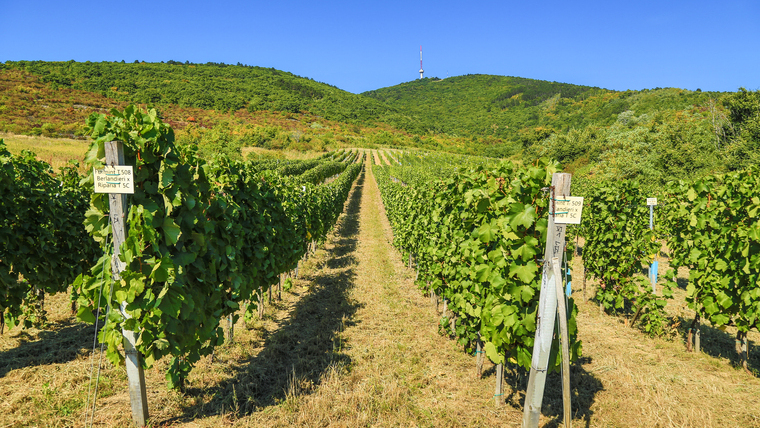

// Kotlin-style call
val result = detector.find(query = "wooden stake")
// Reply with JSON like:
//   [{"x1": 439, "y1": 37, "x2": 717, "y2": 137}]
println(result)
[
  {"x1": 258, "y1": 289, "x2": 264, "y2": 319},
  {"x1": 742, "y1": 336, "x2": 749, "y2": 373},
  {"x1": 582, "y1": 267, "x2": 587, "y2": 301},
  {"x1": 737, "y1": 331, "x2": 750, "y2": 374},
  {"x1": 523, "y1": 173, "x2": 570, "y2": 428},
  {"x1": 227, "y1": 314, "x2": 234, "y2": 343},
  {"x1": 37, "y1": 287, "x2": 45, "y2": 312},
  {"x1": 105, "y1": 141, "x2": 149, "y2": 427},
  {"x1": 494, "y1": 362, "x2": 504, "y2": 406},
  {"x1": 476, "y1": 337, "x2": 484, "y2": 378},
  {"x1": 687, "y1": 313, "x2": 700, "y2": 352}
]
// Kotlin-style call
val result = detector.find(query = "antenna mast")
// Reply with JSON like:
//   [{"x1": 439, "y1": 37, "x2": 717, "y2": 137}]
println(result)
[{"x1": 419, "y1": 46, "x2": 424, "y2": 79}]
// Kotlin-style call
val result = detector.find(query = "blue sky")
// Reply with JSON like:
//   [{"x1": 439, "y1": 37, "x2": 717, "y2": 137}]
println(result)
[{"x1": 1, "y1": 0, "x2": 758, "y2": 94}]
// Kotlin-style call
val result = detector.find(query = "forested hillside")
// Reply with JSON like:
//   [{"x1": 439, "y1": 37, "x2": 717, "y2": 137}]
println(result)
[
  {"x1": 2, "y1": 61, "x2": 424, "y2": 132},
  {"x1": 366, "y1": 75, "x2": 760, "y2": 185},
  {"x1": 363, "y1": 74, "x2": 721, "y2": 140},
  {"x1": 0, "y1": 65, "x2": 427, "y2": 156},
  {"x1": 364, "y1": 75, "x2": 611, "y2": 136}
]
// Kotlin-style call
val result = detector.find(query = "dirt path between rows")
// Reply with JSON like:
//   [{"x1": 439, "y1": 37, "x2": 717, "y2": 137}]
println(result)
[
  {"x1": 173, "y1": 159, "x2": 760, "y2": 427},
  {"x1": 3, "y1": 158, "x2": 759, "y2": 427},
  {"x1": 264, "y1": 159, "x2": 760, "y2": 428},
  {"x1": 235, "y1": 158, "x2": 511, "y2": 427}
]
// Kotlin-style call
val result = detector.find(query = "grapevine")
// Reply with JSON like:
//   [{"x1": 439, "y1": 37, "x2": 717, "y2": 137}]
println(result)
[
  {"x1": 0, "y1": 139, "x2": 98, "y2": 330},
  {"x1": 582, "y1": 180, "x2": 674, "y2": 336},
  {"x1": 74, "y1": 106, "x2": 361, "y2": 388},
  {"x1": 374, "y1": 154, "x2": 581, "y2": 371}
]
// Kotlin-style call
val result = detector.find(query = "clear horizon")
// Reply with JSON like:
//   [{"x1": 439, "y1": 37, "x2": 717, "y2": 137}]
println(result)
[{"x1": 1, "y1": 0, "x2": 758, "y2": 94}]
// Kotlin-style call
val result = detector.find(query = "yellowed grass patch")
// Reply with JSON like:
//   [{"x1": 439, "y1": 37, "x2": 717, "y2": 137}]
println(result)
[{"x1": 1, "y1": 132, "x2": 90, "y2": 172}]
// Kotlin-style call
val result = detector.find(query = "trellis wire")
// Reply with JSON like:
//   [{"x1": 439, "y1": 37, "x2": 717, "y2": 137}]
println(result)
[{"x1": 84, "y1": 215, "x2": 115, "y2": 428}]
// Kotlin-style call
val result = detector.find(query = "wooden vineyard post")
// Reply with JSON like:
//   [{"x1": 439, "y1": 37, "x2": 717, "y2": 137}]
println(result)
[
  {"x1": 104, "y1": 141, "x2": 149, "y2": 427},
  {"x1": 227, "y1": 314, "x2": 234, "y2": 343},
  {"x1": 494, "y1": 362, "x2": 504, "y2": 406},
  {"x1": 582, "y1": 267, "x2": 587, "y2": 301},
  {"x1": 737, "y1": 331, "x2": 750, "y2": 373},
  {"x1": 523, "y1": 173, "x2": 572, "y2": 428},
  {"x1": 476, "y1": 336, "x2": 484, "y2": 378},
  {"x1": 258, "y1": 289, "x2": 265, "y2": 319},
  {"x1": 647, "y1": 198, "x2": 658, "y2": 292}
]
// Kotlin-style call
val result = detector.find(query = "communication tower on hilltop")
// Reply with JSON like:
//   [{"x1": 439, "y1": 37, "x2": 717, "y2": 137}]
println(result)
[{"x1": 419, "y1": 46, "x2": 424, "y2": 79}]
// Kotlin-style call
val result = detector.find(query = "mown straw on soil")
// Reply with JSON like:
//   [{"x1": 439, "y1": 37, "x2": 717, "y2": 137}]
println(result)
[{"x1": 1, "y1": 158, "x2": 759, "y2": 427}]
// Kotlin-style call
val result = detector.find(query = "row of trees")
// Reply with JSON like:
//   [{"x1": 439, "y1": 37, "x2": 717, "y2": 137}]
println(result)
[{"x1": 536, "y1": 89, "x2": 760, "y2": 188}]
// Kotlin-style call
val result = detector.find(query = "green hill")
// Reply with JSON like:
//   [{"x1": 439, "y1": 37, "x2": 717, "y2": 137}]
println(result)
[
  {"x1": 363, "y1": 74, "x2": 723, "y2": 140},
  {"x1": 5, "y1": 61, "x2": 726, "y2": 144},
  {"x1": 362, "y1": 74, "x2": 760, "y2": 185},
  {"x1": 2, "y1": 60, "x2": 422, "y2": 131}
]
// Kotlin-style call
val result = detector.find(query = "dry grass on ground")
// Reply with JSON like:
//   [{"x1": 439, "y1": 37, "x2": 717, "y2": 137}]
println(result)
[
  {"x1": 567, "y1": 238, "x2": 760, "y2": 427},
  {"x1": 1, "y1": 132, "x2": 90, "y2": 172},
  {"x1": 1, "y1": 159, "x2": 760, "y2": 427},
  {"x1": 0, "y1": 165, "x2": 366, "y2": 427},
  {"x1": 242, "y1": 146, "x2": 324, "y2": 161},
  {"x1": 372, "y1": 150, "x2": 381, "y2": 165},
  {"x1": 0, "y1": 133, "x2": 323, "y2": 174}
]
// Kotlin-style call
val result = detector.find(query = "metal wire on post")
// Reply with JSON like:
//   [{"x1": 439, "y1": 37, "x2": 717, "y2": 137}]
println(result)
[
  {"x1": 84, "y1": 217, "x2": 113, "y2": 428},
  {"x1": 90, "y1": 274, "x2": 116, "y2": 428}
]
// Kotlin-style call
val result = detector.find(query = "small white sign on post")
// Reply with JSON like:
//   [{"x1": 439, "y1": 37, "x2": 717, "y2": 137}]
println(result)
[
  {"x1": 94, "y1": 166, "x2": 135, "y2": 194},
  {"x1": 553, "y1": 196, "x2": 584, "y2": 225},
  {"x1": 647, "y1": 198, "x2": 658, "y2": 206}
]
